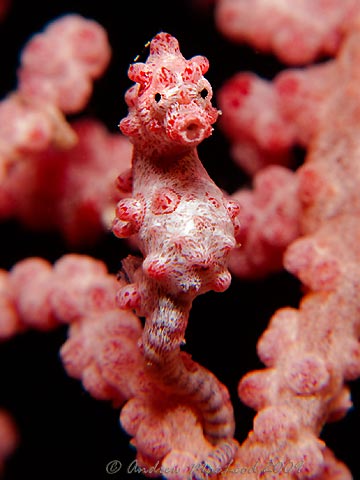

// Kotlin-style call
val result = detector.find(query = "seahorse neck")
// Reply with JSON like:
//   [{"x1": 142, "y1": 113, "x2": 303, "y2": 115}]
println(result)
[{"x1": 131, "y1": 144, "x2": 207, "y2": 187}]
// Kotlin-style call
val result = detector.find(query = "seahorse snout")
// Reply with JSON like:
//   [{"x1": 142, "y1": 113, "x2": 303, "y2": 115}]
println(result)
[
  {"x1": 166, "y1": 104, "x2": 215, "y2": 145},
  {"x1": 182, "y1": 116, "x2": 208, "y2": 141}
]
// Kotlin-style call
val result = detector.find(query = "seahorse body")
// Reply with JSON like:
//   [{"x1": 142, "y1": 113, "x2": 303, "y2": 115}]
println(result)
[
  {"x1": 114, "y1": 32, "x2": 240, "y2": 303},
  {"x1": 113, "y1": 32, "x2": 240, "y2": 475}
]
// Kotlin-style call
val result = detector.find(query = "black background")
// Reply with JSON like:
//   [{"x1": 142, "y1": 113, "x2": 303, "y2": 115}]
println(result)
[{"x1": 0, "y1": 1, "x2": 359, "y2": 479}]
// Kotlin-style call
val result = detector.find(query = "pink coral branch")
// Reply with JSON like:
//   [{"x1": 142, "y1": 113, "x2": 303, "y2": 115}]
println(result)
[
  {"x1": 0, "y1": 16, "x2": 133, "y2": 245},
  {"x1": 0, "y1": 14, "x2": 111, "y2": 178},
  {"x1": 235, "y1": 217, "x2": 358, "y2": 478},
  {"x1": 17, "y1": 14, "x2": 111, "y2": 113},
  {"x1": 217, "y1": 61, "x2": 337, "y2": 175},
  {"x1": 217, "y1": 12, "x2": 360, "y2": 179},
  {"x1": 0, "y1": 253, "x2": 239, "y2": 479},
  {"x1": 215, "y1": 0, "x2": 359, "y2": 64},
  {"x1": 229, "y1": 165, "x2": 301, "y2": 278},
  {"x1": 0, "y1": 254, "x2": 120, "y2": 340},
  {"x1": 0, "y1": 118, "x2": 131, "y2": 245},
  {"x1": 217, "y1": 72, "x2": 296, "y2": 175},
  {"x1": 221, "y1": 13, "x2": 360, "y2": 480},
  {"x1": 62, "y1": 309, "x2": 238, "y2": 479}
]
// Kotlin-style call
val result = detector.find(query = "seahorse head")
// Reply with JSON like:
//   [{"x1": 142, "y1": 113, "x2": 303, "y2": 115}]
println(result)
[{"x1": 119, "y1": 32, "x2": 219, "y2": 149}]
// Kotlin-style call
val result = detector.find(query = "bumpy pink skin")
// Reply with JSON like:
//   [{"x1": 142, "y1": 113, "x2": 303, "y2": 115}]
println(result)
[
  {"x1": 112, "y1": 32, "x2": 241, "y2": 476},
  {"x1": 0, "y1": 14, "x2": 111, "y2": 177},
  {"x1": 0, "y1": 118, "x2": 132, "y2": 245},
  {"x1": 115, "y1": 32, "x2": 240, "y2": 302},
  {"x1": 229, "y1": 165, "x2": 301, "y2": 278},
  {"x1": 215, "y1": 0, "x2": 359, "y2": 65}
]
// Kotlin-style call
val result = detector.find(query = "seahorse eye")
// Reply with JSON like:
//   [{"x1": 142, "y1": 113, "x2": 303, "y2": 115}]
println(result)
[
  {"x1": 154, "y1": 93, "x2": 162, "y2": 102},
  {"x1": 200, "y1": 88, "x2": 208, "y2": 99}
]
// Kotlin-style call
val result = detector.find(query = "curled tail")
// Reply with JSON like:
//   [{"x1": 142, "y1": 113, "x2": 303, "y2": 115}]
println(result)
[{"x1": 142, "y1": 295, "x2": 236, "y2": 474}]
